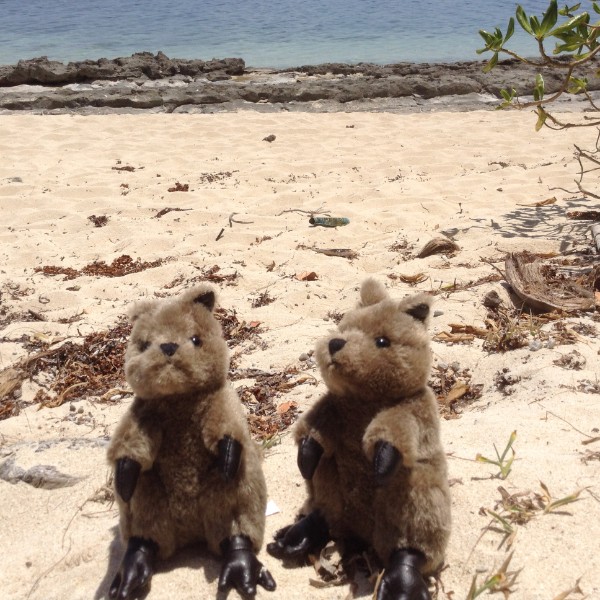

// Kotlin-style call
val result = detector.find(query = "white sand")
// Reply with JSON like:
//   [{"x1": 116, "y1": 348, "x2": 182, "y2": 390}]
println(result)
[{"x1": 0, "y1": 111, "x2": 599, "y2": 600}]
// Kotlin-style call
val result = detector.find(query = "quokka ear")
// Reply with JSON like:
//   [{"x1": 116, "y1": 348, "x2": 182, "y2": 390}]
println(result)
[
  {"x1": 127, "y1": 300, "x2": 159, "y2": 323},
  {"x1": 193, "y1": 290, "x2": 215, "y2": 311},
  {"x1": 406, "y1": 302, "x2": 430, "y2": 322},
  {"x1": 400, "y1": 293, "x2": 433, "y2": 323},
  {"x1": 359, "y1": 278, "x2": 389, "y2": 307}
]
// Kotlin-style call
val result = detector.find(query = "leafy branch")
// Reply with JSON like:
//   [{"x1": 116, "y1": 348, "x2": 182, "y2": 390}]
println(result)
[
  {"x1": 479, "y1": 1, "x2": 600, "y2": 200},
  {"x1": 478, "y1": 0, "x2": 600, "y2": 130}
]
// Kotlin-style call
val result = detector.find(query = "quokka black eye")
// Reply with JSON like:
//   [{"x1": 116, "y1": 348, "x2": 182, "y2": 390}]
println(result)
[
  {"x1": 191, "y1": 336, "x2": 202, "y2": 347},
  {"x1": 138, "y1": 341, "x2": 150, "y2": 352},
  {"x1": 375, "y1": 336, "x2": 391, "y2": 348}
]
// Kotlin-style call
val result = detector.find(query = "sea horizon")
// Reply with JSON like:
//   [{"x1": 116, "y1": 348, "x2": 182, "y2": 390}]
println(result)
[{"x1": 1, "y1": 0, "x2": 550, "y2": 69}]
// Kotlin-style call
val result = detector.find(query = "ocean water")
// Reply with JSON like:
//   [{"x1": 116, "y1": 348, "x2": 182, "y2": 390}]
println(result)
[{"x1": 0, "y1": 0, "x2": 551, "y2": 68}]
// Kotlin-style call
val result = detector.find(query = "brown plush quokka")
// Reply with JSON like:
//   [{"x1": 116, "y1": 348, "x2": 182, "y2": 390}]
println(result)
[
  {"x1": 106, "y1": 285, "x2": 275, "y2": 599},
  {"x1": 268, "y1": 279, "x2": 451, "y2": 600}
]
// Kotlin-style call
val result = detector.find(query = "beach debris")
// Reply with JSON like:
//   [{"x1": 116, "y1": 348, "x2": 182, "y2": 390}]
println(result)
[
  {"x1": 593, "y1": 223, "x2": 600, "y2": 254},
  {"x1": 566, "y1": 210, "x2": 600, "y2": 220},
  {"x1": 517, "y1": 196, "x2": 557, "y2": 207},
  {"x1": 417, "y1": 236, "x2": 460, "y2": 258},
  {"x1": 250, "y1": 290, "x2": 275, "y2": 308},
  {"x1": 263, "y1": 134, "x2": 276, "y2": 142},
  {"x1": 265, "y1": 500, "x2": 280, "y2": 516},
  {"x1": 387, "y1": 272, "x2": 428, "y2": 286},
  {"x1": 388, "y1": 237, "x2": 415, "y2": 254},
  {"x1": 87, "y1": 214, "x2": 109, "y2": 227},
  {"x1": 167, "y1": 181, "x2": 189, "y2": 192},
  {"x1": 430, "y1": 363, "x2": 483, "y2": 418},
  {"x1": 552, "y1": 578, "x2": 585, "y2": 600},
  {"x1": 190, "y1": 264, "x2": 239, "y2": 285},
  {"x1": 35, "y1": 255, "x2": 167, "y2": 280},
  {"x1": 325, "y1": 310, "x2": 344, "y2": 324},
  {"x1": 198, "y1": 170, "x2": 238, "y2": 184},
  {"x1": 553, "y1": 349, "x2": 586, "y2": 370},
  {"x1": 0, "y1": 456, "x2": 83, "y2": 490},
  {"x1": 235, "y1": 367, "x2": 315, "y2": 440},
  {"x1": 296, "y1": 271, "x2": 318, "y2": 281},
  {"x1": 308, "y1": 541, "x2": 347, "y2": 588},
  {"x1": 494, "y1": 368, "x2": 522, "y2": 396},
  {"x1": 309, "y1": 216, "x2": 350, "y2": 227},
  {"x1": 313, "y1": 248, "x2": 358, "y2": 259},
  {"x1": 483, "y1": 290, "x2": 503, "y2": 309},
  {"x1": 154, "y1": 207, "x2": 192, "y2": 218},
  {"x1": 434, "y1": 323, "x2": 486, "y2": 345},
  {"x1": 229, "y1": 212, "x2": 254, "y2": 226},
  {"x1": 504, "y1": 252, "x2": 597, "y2": 313}
]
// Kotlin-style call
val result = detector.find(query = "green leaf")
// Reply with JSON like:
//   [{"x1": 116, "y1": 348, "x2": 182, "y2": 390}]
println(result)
[
  {"x1": 533, "y1": 73, "x2": 545, "y2": 101},
  {"x1": 505, "y1": 17, "x2": 515, "y2": 43},
  {"x1": 535, "y1": 107, "x2": 548, "y2": 131},
  {"x1": 540, "y1": 0, "x2": 559, "y2": 37},
  {"x1": 594, "y1": 2, "x2": 600, "y2": 14},
  {"x1": 483, "y1": 52, "x2": 499, "y2": 73},
  {"x1": 559, "y1": 3, "x2": 581, "y2": 16},
  {"x1": 530, "y1": 15, "x2": 541, "y2": 37},
  {"x1": 567, "y1": 76, "x2": 588, "y2": 93},
  {"x1": 516, "y1": 5, "x2": 534, "y2": 34},
  {"x1": 550, "y1": 11, "x2": 590, "y2": 35}
]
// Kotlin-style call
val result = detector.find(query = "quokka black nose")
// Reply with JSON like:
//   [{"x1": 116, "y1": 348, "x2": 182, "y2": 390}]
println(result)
[
  {"x1": 329, "y1": 338, "x2": 346, "y2": 355},
  {"x1": 160, "y1": 342, "x2": 179, "y2": 357}
]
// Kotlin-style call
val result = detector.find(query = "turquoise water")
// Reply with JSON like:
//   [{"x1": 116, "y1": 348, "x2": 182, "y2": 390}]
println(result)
[{"x1": 0, "y1": 0, "x2": 550, "y2": 67}]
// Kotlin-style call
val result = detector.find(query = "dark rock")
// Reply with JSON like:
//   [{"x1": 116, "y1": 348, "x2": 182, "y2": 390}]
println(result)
[
  {"x1": 1, "y1": 55, "x2": 599, "y2": 113},
  {"x1": 0, "y1": 52, "x2": 245, "y2": 87}
]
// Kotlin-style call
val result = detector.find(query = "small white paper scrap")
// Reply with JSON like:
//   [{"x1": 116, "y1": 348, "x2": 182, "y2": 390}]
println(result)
[{"x1": 265, "y1": 499, "x2": 280, "y2": 516}]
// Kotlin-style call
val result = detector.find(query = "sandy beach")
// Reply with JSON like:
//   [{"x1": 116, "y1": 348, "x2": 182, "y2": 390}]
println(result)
[{"x1": 1, "y1": 108, "x2": 599, "y2": 600}]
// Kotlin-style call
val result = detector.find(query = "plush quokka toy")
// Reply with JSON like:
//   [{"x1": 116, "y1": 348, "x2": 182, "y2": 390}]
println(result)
[
  {"x1": 268, "y1": 279, "x2": 451, "y2": 600},
  {"x1": 107, "y1": 285, "x2": 275, "y2": 599}
]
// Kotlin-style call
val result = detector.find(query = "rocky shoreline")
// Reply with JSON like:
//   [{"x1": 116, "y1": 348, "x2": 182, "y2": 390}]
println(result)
[{"x1": 0, "y1": 51, "x2": 597, "y2": 113}]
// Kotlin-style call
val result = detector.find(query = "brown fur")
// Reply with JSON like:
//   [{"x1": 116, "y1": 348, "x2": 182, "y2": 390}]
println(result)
[
  {"x1": 294, "y1": 278, "x2": 451, "y2": 573},
  {"x1": 107, "y1": 285, "x2": 267, "y2": 559}
]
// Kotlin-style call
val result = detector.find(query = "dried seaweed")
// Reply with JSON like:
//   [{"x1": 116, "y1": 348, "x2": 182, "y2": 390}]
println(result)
[
  {"x1": 214, "y1": 307, "x2": 263, "y2": 348},
  {"x1": 0, "y1": 322, "x2": 131, "y2": 418},
  {"x1": 87, "y1": 215, "x2": 109, "y2": 227},
  {"x1": 430, "y1": 366, "x2": 483, "y2": 419},
  {"x1": 250, "y1": 291, "x2": 275, "y2": 308},
  {"x1": 194, "y1": 265, "x2": 239, "y2": 285},
  {"x1": 35, "y1": 255, "x2": 166, "y2": 280},
  {"x1": 236, "y1": 367, "x2": 316, "y2": 440},
  {"x1": 198, "y1": 171, "x2": 238, "y2": 184},
  {"x1": 111, "y1": 164, "x2": 136, "y2": 172},
  {"x1": 167, "y1": 182, "x2": 189, "y2": 192}
]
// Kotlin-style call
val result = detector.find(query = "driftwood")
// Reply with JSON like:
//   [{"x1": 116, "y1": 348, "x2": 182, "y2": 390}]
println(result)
[{"x1": 504, "y1": 252, "x2": 596, "y2": 313}]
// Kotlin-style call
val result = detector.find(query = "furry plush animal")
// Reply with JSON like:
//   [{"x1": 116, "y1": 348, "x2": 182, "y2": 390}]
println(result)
[
  {"x1": 106, "y1": 285, "x2": 275, "y2": 599},
  {"x1": 267, "y1": 279, "x2": 451, "y2": 600}
]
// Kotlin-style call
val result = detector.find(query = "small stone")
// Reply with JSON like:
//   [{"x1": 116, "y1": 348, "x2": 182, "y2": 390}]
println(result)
[
  {"x1": 436, "y1": 361, "x2": 448, "y2": 371},
  {"x1": 70, "y1": 404, "x2": 76, "y2": 412},
  {"x1": 529, "y1": 339, "x2": 542, "y2": 351},
  {"x1": 483, "y1": 290, "x2": 502, "y2": 309},
  {"x1": 433, "y1": 310, "x2": 444, "y2": 317},
  {"x1": 299, "y1": 353, "x2": 310, "y2": 362},
  {"x1": 77, "y1": 406, "x2": 84, "y2": 414},
  {"x1": 450, "y1": 362, "x2": 460, "y2": 372}
]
